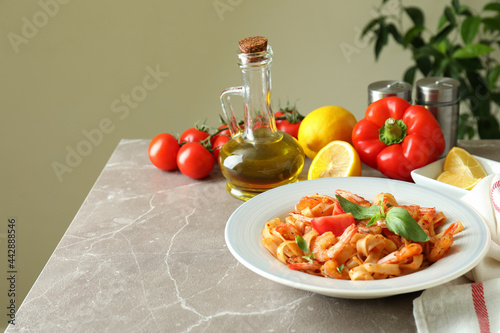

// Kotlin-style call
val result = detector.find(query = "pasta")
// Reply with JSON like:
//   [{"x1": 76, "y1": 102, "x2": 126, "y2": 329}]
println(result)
[{"x1": 262, "y1": 189, "x2": 464, "y2": 280}]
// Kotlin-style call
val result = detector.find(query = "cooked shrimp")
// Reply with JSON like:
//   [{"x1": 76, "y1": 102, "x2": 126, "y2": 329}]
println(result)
[
  {"x1": 311, "y1": 231, "x2": 336, "y2": 262},
  {"x1": 274, "y1": 223, "x2": 300, "y2": 241},
  {"x1": 378, "y1": 243, "x2": 423, "y2": 264},
  {"x1": 399, "y1": 204, "x2": 421, "y2": 220},
  {"x1": 322, "y1": 259, "x2": 350, "y2": 280},
  {"x1": 287, "y1": 257, "x2": 322, "y2": 274},
  {"x1": 427, "y1": 221, "x2": 463, "y2": 262},
  {"x1": 335, "y1": 190, "x2": 371, "y2": 207},
  {"x1": 428, "y1": 233, "x2": 453, "y2": 263},
  {"x1": 326, "y1": 224, "x2": 358, "y2": 260},
  {"x1": 436, "y1": 221, "x2": 464, "y2": 238}
]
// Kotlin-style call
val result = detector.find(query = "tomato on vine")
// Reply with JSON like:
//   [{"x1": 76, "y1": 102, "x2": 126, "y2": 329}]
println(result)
[
  {"x1": 212, "y1": 134, "x2": 231, "y2": 162},
  {"x1": 274, "y1": 103, "x2": 304, "y2": 139},
  {"x1": 179, "y1": 123, "x2": 210, "y2": 144},
  {"x1": 148, "y1": 133, "x2": 180, "y2": 171},
  {"x1": 177, "y1": 142, "x2": 214, "y2": 179}
]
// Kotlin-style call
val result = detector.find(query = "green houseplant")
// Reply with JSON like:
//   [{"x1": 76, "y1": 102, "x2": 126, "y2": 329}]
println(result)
[{"x1": 362, "y1": 0, "x2": 500, "y2": 139}]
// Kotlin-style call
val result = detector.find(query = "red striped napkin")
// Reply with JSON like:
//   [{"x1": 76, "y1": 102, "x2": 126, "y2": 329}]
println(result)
[{"x1": 413, "y1": 175, "x2": 500, "y2": 333}]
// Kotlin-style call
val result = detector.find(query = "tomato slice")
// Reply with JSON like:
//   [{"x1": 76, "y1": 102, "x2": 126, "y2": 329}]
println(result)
[{"x1": 311, "y1": 213, "x2": 355, "y2": 236}]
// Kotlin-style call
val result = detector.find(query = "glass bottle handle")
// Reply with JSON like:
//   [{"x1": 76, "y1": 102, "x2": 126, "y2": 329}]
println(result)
[{"x1": 220, "y1": 86, "x2": 245, "y2": 137}]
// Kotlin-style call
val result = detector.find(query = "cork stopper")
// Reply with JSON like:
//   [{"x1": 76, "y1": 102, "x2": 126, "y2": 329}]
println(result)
[{"x1": 238, "y1": 36, "x2": 268, "y2": 54}]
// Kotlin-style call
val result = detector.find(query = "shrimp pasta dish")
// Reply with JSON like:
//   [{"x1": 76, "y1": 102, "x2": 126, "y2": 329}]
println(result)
[{"x1": 262, "y1": 190, "x2": 464, "y2": 280}]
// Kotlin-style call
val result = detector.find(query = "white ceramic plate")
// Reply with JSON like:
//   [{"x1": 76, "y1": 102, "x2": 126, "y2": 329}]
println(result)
[
  {"x1": 411, "y1": 155, "x2": 500, "y2": 199},
  {"x1": 225, "y1": 177, "x2": 490, "y2": 299}
]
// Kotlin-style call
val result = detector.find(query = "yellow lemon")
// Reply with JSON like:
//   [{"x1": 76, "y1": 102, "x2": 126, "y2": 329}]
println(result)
[
  {"x1": 307, "y1": 140, "x2": 361, "y2": 179},
  {"x1": 298, "y1": 106, "x2": 357, "y2": 159},
  {"x1": 443, "y1": 147, "x2": 487, "y2": 178},
  {"x1": 436, "y1": 170, "x2": 481, "y2": 190}
]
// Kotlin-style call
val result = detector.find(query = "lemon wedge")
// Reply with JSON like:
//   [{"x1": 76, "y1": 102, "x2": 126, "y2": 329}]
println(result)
[
  {"x1": 307, "y1": 141, "x2": 361, "y2": 180},
  {"x1": 443, "y1": 147, "x2": 487, "y2": 178},
  {"x1": 436, "y1": 170, "x2": 482, "y2": 190},
  {"x1": 436, "y1": 147, "x2": 487, "y2": 190}
]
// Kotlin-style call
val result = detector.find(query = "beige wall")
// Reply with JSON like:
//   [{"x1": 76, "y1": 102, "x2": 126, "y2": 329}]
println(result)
[{"x1": 0, "y1": 0, "x2": 486, "y2": 327}]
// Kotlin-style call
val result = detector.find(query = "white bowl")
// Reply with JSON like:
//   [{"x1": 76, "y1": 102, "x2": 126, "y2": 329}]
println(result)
[{"x1": 411, "y1": 155, "x2": 500, "y2": 199}]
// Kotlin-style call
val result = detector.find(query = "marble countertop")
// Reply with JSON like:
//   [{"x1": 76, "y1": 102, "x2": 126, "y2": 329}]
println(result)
[{"x1": 8, "y1": 139, "x2": 500, "y2": 332}]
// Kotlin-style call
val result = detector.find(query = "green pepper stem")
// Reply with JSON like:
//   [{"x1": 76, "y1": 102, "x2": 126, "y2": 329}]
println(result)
[{"x1": 379, "y1": 118, "x2": 407, "y2": 145}]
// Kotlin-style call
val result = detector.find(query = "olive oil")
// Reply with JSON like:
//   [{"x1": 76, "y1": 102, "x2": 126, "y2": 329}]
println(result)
[
  {"x1": 219, "y1": 36, "x2": 305, "y2": 200},
  {"x1": 219, "y1": 129, "x2": 305, "y2": 200}
]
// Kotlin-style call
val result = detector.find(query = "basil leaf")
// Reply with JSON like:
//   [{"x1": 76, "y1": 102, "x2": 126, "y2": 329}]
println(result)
[
  {"x1": 295, "y1": 235, "x2": 309, "y2": 253},
  {"x1": 366, "y1": 214, "x2": 382, "y2": 227},
  {"x1": 302, "y1": 253, "x2": 315, "y2": 263},
  {"x1": 337, "y1": 264, "x2": 344, "y2": 274},
  {"x1": 335, "y1": 195, "x2": 380, "y2": 219},
  {"x1": 385, "y1": 207, "x2": 430, "y2": 242}
]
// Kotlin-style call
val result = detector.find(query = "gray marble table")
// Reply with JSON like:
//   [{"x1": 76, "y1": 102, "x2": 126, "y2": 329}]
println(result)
[{"x1": 7, "y1": 139, "x2": 500, "y2": 333}]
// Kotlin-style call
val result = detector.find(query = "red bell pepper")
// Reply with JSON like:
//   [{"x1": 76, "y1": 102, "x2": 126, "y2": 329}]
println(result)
[{"x1": 352, "y1": 97, "x2": 445, "y2": 181}]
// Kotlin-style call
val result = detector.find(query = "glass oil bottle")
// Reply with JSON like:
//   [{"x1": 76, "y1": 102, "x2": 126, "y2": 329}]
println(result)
[{"x1": 219, "y1": 36, "x2": 305, "y2": 201}]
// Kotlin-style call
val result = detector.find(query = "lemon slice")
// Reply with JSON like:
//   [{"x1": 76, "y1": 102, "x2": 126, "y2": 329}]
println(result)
[
  {"x1": 443, "y1": 147, "x2": 487, "y2": 178},
  {"x1": 307, "y1": 141, "x2": 361, "y2": 180},
  {"x1": 436, "y1": 170, "x2": 481, "y2": 190}
]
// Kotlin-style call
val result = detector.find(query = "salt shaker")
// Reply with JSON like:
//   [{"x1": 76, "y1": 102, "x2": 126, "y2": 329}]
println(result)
[
  {"x1": 415, "y1": 77, "x2": 460, "y2": 156},
  {"x1": 368, "y1": 80, "x2": 413, "y2": 105}
]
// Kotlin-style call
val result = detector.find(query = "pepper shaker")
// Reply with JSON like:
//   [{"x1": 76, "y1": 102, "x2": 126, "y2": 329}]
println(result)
[
  {"x1": 368, "y1": 80, "x2": 413, "y2": 105},
  {"x1": 416, "y1": 77, "x2": 460, "y2": 156}
]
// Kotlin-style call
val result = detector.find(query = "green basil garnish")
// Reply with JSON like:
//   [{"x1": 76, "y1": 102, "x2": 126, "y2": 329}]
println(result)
[
  {"x1": 335, "y1": 194, "x2": 430, "y2": 242},
  {"x1": 295, "y1": 235, "x2": 315, "y2": 263}
]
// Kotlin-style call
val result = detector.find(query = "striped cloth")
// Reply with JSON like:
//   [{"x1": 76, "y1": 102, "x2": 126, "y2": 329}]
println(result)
[
  {"x1": 413, "y1": 175, "x2": 500, "y2": 333},
  {"x1": 414, "y1": 279, "x2": 499, "y2": 333}
]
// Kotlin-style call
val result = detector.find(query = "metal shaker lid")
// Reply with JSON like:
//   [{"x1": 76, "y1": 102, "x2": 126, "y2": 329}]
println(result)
[
  {"x1": 368, "y1": 80, "x2": 412, "y2": 104},
  {"x1": 416, "y1": 77, "x2": 460, "y2": 104}
]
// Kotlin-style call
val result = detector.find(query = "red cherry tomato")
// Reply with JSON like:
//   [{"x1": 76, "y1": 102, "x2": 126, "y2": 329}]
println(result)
[
  {"x1": 311, "y1": 213, "x2": 355, "y2": 236},
  {"x1": 211, "y1": 125, "x2": 231, "y2": 145},
  {"x1": 212, "y1": 135, "x2": 231, "y2": 162},
  {"x1": 177, "y1": 142, "x2": 214, "y2": 179},
  {"x1": 179, "y1": 127, "x2": 210, "y2": 144},
  {"x1": 275, "y1": 108, "x2": 303, "y2": 139},
  {"x1": 148, "y1": 133, "x2": 180, "y2": 171}
]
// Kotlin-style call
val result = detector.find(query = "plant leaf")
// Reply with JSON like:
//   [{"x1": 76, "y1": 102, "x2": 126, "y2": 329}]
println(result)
[
  {"x1": 413, "y1": 45, "x2": 440, "y2": 59},
  {"x1": 477, "y1": 115, "x2": 500, "y2": 139},
  {"x1": 416, "y1": 56, "x2": 433, "y2": 76},
  {"x1": 362, "y1": 18, "x2": 381, "y2": 37},
  {"x1": 489, "y1": 65, "x2": 500, "y2": 89},
  {"x1": 335, "y1": 195, "x2": 380, "y2": 220},
  {"x1": 483, "y1": 2, "x2": 500, "y2": 12},
  {"x1": 452, "y1": 44, "x2": 494, "y2": 58},
  {"x1": 295, "y1": 235, "x2": 309, "y2": 253},
  {"x1": 388, "y1": 23, "x2": 404, "y2": 44},
  {"x1": 445, "y1": 6, "x2": 457, "y2": 26},
  {"x1": 385, "y1": 207, "x2": 430, "y2": 242},
  {"x1": 482, "y1": 17, "x2": 500, "y2": 32},
  {"x1": 461, "y1": 16, "x2": 481, "y2": 44},
  {"x1": 433, "y1": 40, "x2": 448, "y2": 55},
  {"x1": 375, "y1": 22, "x2": 389, "y2": 60},
  {"x1": 403, "y1": 66, "x2": 417, "y2": 84},
  {"x1": 405, "y1": 7, "x2": 424, "y2": 26},
  {"x1": 403, "y1": 25, "x2": 425, "y2": 47},
  {"x1": 431, "y1": 24, "x2": 454, "y2": 44},
  {"x1": 456, "y1": 57, "x2": 484, "y2": 71},
  {"x1": 492, "y1": 92, "x2": 500, "y2": 106}
]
